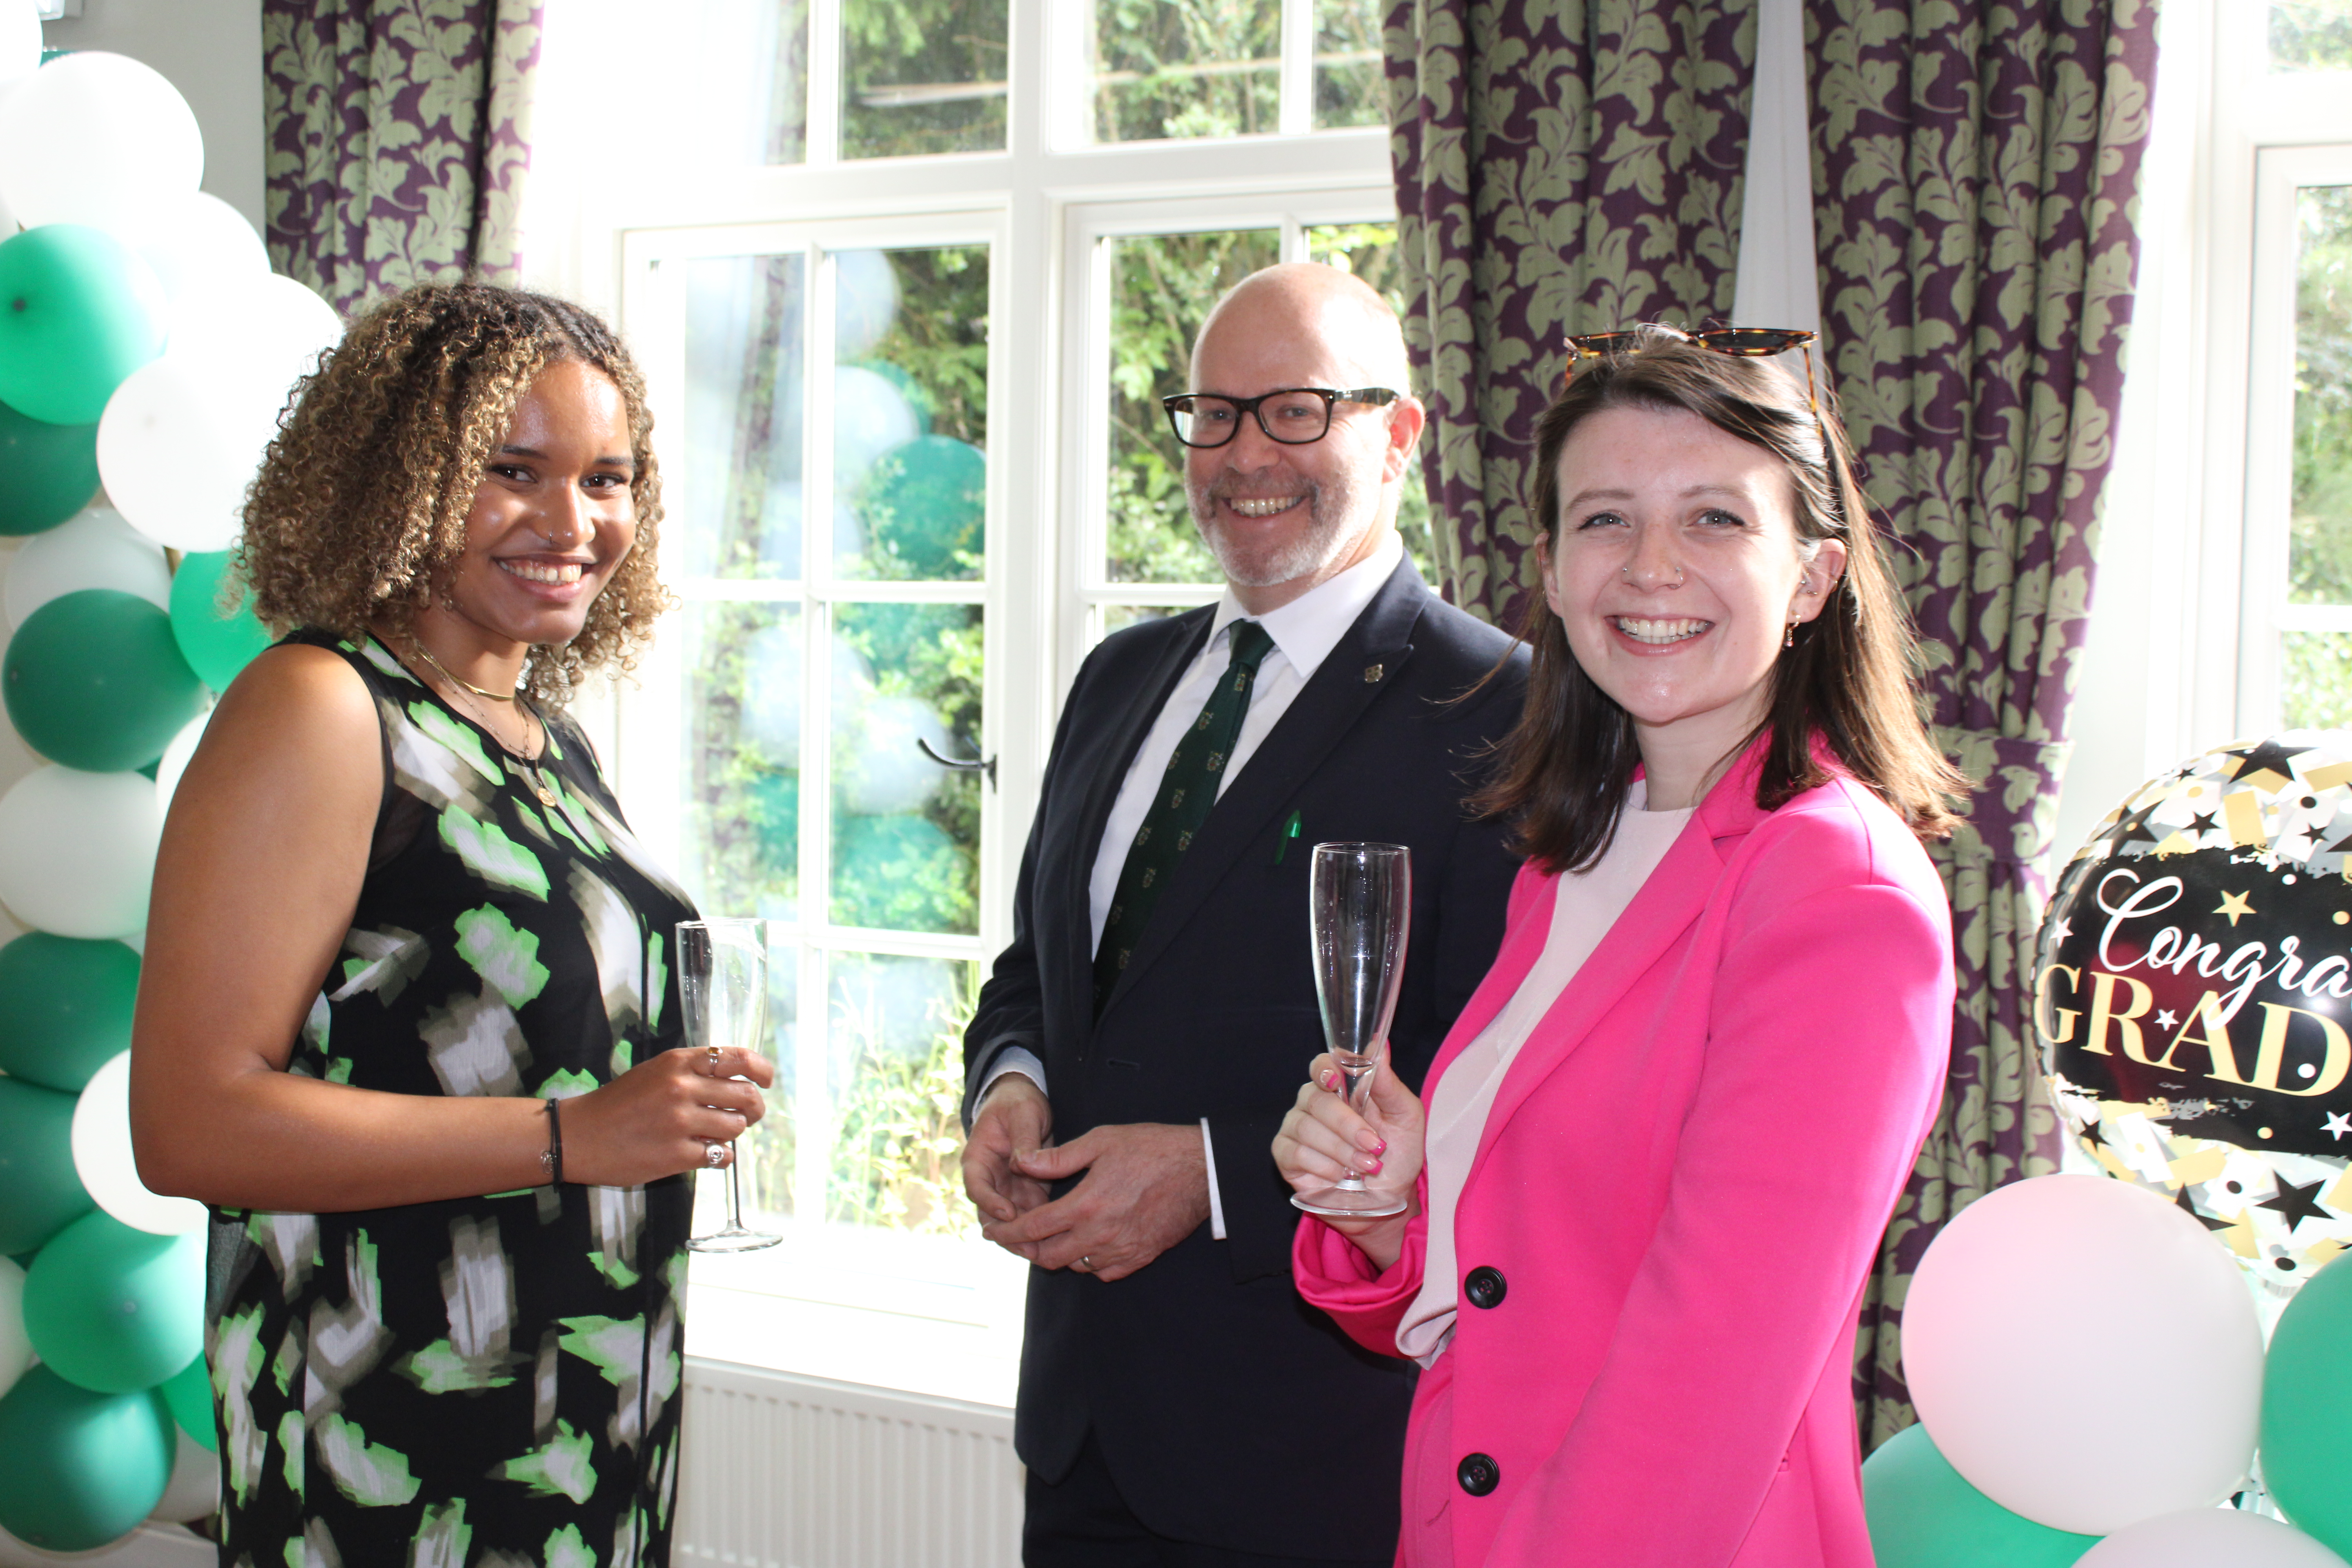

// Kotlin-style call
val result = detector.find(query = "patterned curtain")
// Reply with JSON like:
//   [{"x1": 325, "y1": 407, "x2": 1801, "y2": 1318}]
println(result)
[
  {"x1": 263, "y1": 0, "x2": 547, "y2": 317},
  {"x1": 1384, "y1": 0, "x2": 1759, "y2": 628},
  {"x1": 1805, "y1": 0, "x2": 2162, "y2": 1449}
]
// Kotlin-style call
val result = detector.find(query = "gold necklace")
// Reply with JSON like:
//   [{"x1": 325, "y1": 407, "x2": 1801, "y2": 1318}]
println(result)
[
  {"x1": 410, "y1": 638, "x2": 517, "y2": 702},
  {"x1": 401, "y1": 641, "x2": 560, "y2": 809}
]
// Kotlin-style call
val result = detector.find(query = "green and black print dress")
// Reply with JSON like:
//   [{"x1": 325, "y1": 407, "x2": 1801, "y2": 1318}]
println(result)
[{"x1": 208, "y1": 633, "x2": 699, "y2": 1568}]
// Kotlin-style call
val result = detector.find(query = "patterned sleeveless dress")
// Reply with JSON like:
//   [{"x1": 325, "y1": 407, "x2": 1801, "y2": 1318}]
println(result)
[{"x1": 207, "y1": 632, "x2": 700, "y2": 1568}]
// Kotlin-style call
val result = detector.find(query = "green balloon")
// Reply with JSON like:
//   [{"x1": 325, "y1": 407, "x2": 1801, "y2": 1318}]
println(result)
[
  {"x1": 4, "y1": 588, "x2": 205, "y2": 771},
  {"x1": 0, "y1": 933, "x2": 139, "y2": 1093},
  {"x1": 2263, "y1": 1250, "x2": 2352, "y2": 1557},
  {"x1": 0, "y1": 225, "x2": 167, "y2": 426},
  {"x1": 1862, "y1": 1423, "x2": 2100, "y2": 1568},
  {"x1": 22, "y1": 1211, "x2": 203, "y2": 1395},
  {"x1": 158, "y1": 1354, "x2": 213, "y2": 1453},
  {"x1": 0, "y1": 1078, "x2": 92, "y2": 1255},
  {"x1": 0, "y1": 1366, "x2": 172, "y2": 1551},
  {"x1": 0, "y1": 398, "x2": 98, "y2": 536},
  {"x1": 860, "y1": 434, "x2": 985, "y2": 577},
  {"x1": 168, "y1": 550, "x2": 272, "y2": 693}
]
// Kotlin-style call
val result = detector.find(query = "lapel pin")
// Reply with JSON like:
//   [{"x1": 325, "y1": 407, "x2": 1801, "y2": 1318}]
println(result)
[{"x1": 1363, "y1": 664, "x2": 1384, "y2": 683}]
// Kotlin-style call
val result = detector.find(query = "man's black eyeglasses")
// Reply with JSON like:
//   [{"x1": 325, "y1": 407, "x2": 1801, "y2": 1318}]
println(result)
[{"x1": 1161, "y1": 387, "x2": 1400, "y2": 449}]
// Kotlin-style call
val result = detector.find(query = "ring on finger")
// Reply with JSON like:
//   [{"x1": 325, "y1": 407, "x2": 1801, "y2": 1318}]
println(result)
[
  {"x1": 704, "y1": 1046, "x2": 722, "y2": 1076},
  {"x1": 1074, "y1": 1254, "x2": 1094, "y2": 1272},
  {"x1": 704, "y1": 1141, "x2": 726, "y2": 1167}
]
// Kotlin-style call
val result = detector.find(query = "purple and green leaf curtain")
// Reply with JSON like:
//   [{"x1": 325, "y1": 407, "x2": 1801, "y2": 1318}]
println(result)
[
  {"x1": 1383, "y1": 0, "x2": 1759, "y2": 629},
  {"x1": 1382, "y1": 0, "x2": 2161, "y2": 1451},
  {"x1": 262, "y1": 0, "x2": 546, "y2": 318},
  {"x1": 1806, "y1": 0, "x2": 2161, "y2": 1448}
]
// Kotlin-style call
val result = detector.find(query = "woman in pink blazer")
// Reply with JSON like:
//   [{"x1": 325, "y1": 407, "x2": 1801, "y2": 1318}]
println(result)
[{"x1": 1275, "y1": 328, "x2": 1963, "y2": 1567}]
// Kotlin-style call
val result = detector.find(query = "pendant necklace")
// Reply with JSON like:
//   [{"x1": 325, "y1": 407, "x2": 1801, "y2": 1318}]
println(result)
[{"x1": 408, "y1": 637, "x2": 561, "y2": 812}]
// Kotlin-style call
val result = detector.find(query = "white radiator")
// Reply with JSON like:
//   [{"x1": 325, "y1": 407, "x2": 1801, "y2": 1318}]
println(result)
[{"x1": 677, "y1": 1357, "x2": 1024, "y2": 1568}]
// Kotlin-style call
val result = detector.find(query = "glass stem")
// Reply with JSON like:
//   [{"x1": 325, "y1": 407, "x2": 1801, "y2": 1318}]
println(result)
[{"x1": 726, "y1": 1148, "x2": 748, "y2": 1229}]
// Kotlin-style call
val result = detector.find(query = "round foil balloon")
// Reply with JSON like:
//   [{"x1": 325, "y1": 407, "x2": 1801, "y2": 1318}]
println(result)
[{"x1": 2037, "y1": 731, "x2": 2352, "y2": 1298}]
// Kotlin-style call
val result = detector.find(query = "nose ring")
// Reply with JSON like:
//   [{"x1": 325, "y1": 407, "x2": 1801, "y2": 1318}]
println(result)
[{"x1": 1620, "y1": 563, "x2": 1684, "y2": 584}]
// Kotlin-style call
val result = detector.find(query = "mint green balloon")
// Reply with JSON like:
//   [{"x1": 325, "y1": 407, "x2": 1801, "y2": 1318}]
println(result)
[
  {"x1": 4, "y1": 588, "x2": 205, "y2": 771},
  {"x1": 0, "y1": 1367, "x2": 172, "y2": 1551},
  {"x1": 0, "y1": 225, "x2": 166, "y2": 426},
  {"x1": 0, "y1": 1078, "x2": 92, "y2": 1255},
  {"x1": 168, "y1": 550, "x2": 272, "y2": 692},
  {"x1": 0, "y1": 398, "x2": 98, "y2": 535},
  {"x1": 2263, "y1": 1251, "x2": 2352, "y2": 1557},
  {"x1": 0, "y1": 933, "x2": 138, "y2": 1093},
  {"x1": 158, "y1": 1354, "x2": 212, "y2": 1452},
  {"x1": 22, "y1": 1212, "x2": 202, "y2": 1394},
  {"x1": 1863, "y1": 1423, "x2": 2101, "y2": 1568}
]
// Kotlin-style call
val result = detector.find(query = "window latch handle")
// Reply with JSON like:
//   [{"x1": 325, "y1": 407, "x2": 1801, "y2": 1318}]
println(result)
[{"x1": 917, "y1": 737, "x2": 997, "y2": 792}]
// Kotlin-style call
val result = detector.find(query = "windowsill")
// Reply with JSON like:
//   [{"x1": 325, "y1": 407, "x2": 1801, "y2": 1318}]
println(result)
[{"x1": 684, "y1": 1218, "x2": 1027, "y2": 1410}]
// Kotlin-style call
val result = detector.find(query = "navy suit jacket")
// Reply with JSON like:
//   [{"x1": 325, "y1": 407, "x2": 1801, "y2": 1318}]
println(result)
[{"x1": 964, "y1": 557, "x2": 1528, "y2": 1559}]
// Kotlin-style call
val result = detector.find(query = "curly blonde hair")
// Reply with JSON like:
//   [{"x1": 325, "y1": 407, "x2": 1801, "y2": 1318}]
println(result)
[{"x1": 241, "y1": 282, "x2": 670, "y2": 702}]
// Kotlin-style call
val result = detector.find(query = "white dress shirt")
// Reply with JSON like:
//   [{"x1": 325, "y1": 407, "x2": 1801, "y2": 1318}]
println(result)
[{"x1": 980, "y1": 534, "x2": 1407, "y2": 1239}]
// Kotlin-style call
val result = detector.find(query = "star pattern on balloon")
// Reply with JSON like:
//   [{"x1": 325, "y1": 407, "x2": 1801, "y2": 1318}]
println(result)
[
  {"x1": 2189, "y1": 810, "x2": 2218, "y2": 835},
  {"x1": 2225, "y1": 738, "x2": 2314, "y2": 792},
  {"x1": 2326, "y1": 1111, "x2": 2352, "y2": 1141},
  {"x1": 2215, "y1": 890, "x2": 2255, "y2": 926},
  {"x1": 2157, "y1": 1007, "x2": 2180, "y2": 1030},
  {"x1": 2258, "y1": 1176, "x2": 2334, "y2": 1229}
]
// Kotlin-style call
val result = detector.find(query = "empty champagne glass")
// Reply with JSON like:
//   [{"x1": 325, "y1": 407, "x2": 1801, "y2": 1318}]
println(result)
[
  {"x1": 1291, "y1": 842, "x2": 1412, "y2": 1218},
  {"x1": 682, "y1": 918, "x2": 782, "y2": 1253}
]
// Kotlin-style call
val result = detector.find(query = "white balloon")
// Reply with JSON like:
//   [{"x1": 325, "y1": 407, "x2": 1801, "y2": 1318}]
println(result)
[
  {"x1": 0, "y1": 765, "x2": 162, "y2": 938},
  {"x1": 0, "y1": 2, "x2": 38, "y2": 85},
  {"x1": 0, "y1": 51, "x2": 202, "y2": 230},
  {"x1": 2078, "y1": 1508, "x2": 2352, "y2": 1568},
  {"x1": 106, "y1": 190, "x2": 270, "y2": 309},
  {"x1": 1904, "y1": 1176, "x2": 2264, "y2": 1535},
  {"x1": 832, "y1": 365, "x2": 920, "y2": 483},
  {"x1": 71, "y1": 1052, "x2": 205, "y2": 1236},
  {"x1": 5, "y1": 504, "x2": 170, "y2": 627},
  {"x1": 98, "y1": 356, "x2": 278, "y2": 553},
  {"x1": 166, "y1": 270, "x2": 342, "y2": 401},
  {"x1": 0, "y1": 1256, "x2": 28, "y2": 1404},
  {"x1": 149, "y1": 1428, "x2": 220, "y2": 1525},
  {"x1": 154, "y1": 708, "x2": 209, "y2": 821}
]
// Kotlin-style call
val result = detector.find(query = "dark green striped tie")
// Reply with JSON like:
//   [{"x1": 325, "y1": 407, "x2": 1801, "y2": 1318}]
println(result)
[{"x1": 1093, "y1": 620, "x2": 1276, "y2": 1013}]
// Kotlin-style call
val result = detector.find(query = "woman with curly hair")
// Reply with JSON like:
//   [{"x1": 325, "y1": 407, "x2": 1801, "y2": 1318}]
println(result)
[{"x1": 130, "y1": 283, "x2": 764, "y2": 1567}]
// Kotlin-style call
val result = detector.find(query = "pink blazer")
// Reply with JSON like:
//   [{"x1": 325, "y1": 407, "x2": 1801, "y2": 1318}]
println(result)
[{"x1": 1294, "y1": 740, "x2": 1953, "y2": 1568}]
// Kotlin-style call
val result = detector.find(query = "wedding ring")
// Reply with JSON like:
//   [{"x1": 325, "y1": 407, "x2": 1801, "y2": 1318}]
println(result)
[
  {"x1": 704, "y1": 1046, "x2": 722, "y2": 1075},
  {"x1": 705, "y1": 1142, "x2": 726, "y2": 1167},
  {"x1": 1076, "y1": 1255, "x2": 1094, "y2": 1272}
]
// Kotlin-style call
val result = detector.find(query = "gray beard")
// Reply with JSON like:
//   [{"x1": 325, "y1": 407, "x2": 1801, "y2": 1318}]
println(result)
[{"x1": 1185, "y1": 470, "x2": 1370, "y2": 588}]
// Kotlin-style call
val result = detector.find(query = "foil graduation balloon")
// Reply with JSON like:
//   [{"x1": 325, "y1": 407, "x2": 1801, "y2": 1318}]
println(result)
[{"x1": 2037, "y1": 730, "x2": 2352, "y2": 1298}]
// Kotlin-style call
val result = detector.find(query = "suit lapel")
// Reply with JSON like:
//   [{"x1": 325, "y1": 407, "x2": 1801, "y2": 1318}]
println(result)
[{"x1": 1097, "y1": 559, "x2": 1428, "y2": 1020}]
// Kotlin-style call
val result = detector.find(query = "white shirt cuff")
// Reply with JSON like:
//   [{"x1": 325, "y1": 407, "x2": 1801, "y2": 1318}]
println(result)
[
  {"x1": 977, "y1": 1048, "x2": 1045, "y2": 1105},
  {"x1": 1201, "y1": 1118, "x2": 1227, "y2": 1241}
]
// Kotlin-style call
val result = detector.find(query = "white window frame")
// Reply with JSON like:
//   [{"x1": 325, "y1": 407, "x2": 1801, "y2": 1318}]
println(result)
[{"x1": 523, "y1": 0, "x2": 1399, "y2": 1405}]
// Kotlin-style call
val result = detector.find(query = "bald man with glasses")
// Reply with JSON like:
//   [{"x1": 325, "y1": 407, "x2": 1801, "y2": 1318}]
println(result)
[{"x1": 960, "y1": 264, "x2": 1529, "y2": 1566}]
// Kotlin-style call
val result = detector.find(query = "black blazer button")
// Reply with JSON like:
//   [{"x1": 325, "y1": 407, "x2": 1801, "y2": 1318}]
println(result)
[
  {"x1": 1457, "y1": 1452, "x2": 1500, "y2": 1496},
  {"x1": 1464, "y1": 1265, "x2": 1506, "y2": 1308}
]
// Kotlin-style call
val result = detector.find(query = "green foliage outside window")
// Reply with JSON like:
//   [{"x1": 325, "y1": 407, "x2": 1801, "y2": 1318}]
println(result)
[
  {"x1": 2273, "y1": 3, "x2": 2352, "y2": 71},
  {"x1": 2290, "y1": 186, "x2": 2352, "y2": 727},
  {"x1": 825, "y1": 964, "x2": 982, "y2": 1234},
  {"x1": 1092, "y1": 0, "x2": 1280, "y2": 143},
  {"x1": 841, "y1": 0, "x2": 1010, "y2": 158}
]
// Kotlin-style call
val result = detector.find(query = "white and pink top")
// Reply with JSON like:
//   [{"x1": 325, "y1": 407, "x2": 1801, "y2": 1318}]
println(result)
[{"x1": 1397, "y1": 782, "x2": 1693, "y2": 1363}]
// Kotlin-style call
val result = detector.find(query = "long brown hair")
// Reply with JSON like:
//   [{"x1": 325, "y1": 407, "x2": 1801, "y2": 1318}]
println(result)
[
  {"x1": 240, "y1": 282, "x2": 670, "y2": 702},
  {"x1": 1474, "y1": 327, "x2": 1965, "y2": 872}
]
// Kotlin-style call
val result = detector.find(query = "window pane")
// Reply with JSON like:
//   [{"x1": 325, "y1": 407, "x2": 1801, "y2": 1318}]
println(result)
[
  {"x1": 1106, "y1": 229, "x2": 1280, "y2": 583},
  {"x1": 692, "y1": 936, "x2": 803, "y2": 1229},
  {"x1": 1314, "y1": 0, "x2": 1385, "y2": 129},
  {"x1": 1091, "y1": 0, "x2": 1279, "y2": 143},
  {"x1": 841, "y1": 0, "x2": 1009, "y2": 158},
  {"x1": 2284, "y1": 632, "x2": 2352, "y2": 726},
  {"x1": 1303, "y1": 223, "x2": 1437, "y2": 583},
  {"x1": 632, "y1": 0, "x2": 809, "y2": 164},
  {"x1": 2274, "y1": 2, "x2": 2352, "y2": 71},
  {"x1": 684, "y1": 603, "x2": 804, "y2": 924},
  {"x1": 2296, "y1": 186, "x2": 2352, "y2": 605},
  {"x1": 824, "y1": 952, "x2": 980, "y2": 1233},
  {"x1": 829, "y1": 604, "x2": 982, "y2": 933},
  {"x1": 1104, "y1": 605, "x2": 1189, "y2": 637},
  {"x1": 684, "y1": 254, "x2": 806, "y2": 581},
  {"x1": 833, "y1": 247, "x2": 990, "y2": 583}
]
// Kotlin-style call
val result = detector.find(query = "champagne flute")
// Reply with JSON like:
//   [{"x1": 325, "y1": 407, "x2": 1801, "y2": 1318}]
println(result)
[
  {"x1": 682, "y1": 918, "x2": 782, "y2": 1253},
  {"x1": 1291, "y1": 842, "x2": 1412, "y2": 1218}
]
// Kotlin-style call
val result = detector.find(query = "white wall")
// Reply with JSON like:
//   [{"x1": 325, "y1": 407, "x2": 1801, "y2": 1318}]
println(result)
[{"x1": 42, "y1": 0, "x2": 265, "y2": 235}]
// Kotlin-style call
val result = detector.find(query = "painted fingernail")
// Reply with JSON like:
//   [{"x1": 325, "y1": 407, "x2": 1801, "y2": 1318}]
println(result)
[
  {"x1": 1319, "y1": 1069, "x2": 1339, "y2": 1090},
  {"x1": 1373, "y1": 1139, "x2": 1388, "y2": 1154},
  {"x1": 1362, "y1": 1157, "x2": 1383, "y2": 1173}
]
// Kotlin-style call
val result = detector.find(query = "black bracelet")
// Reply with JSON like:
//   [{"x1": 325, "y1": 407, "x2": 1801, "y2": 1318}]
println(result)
[{"x1": 541, "y1": 1096, "x2": 564, "y2": 1187}]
